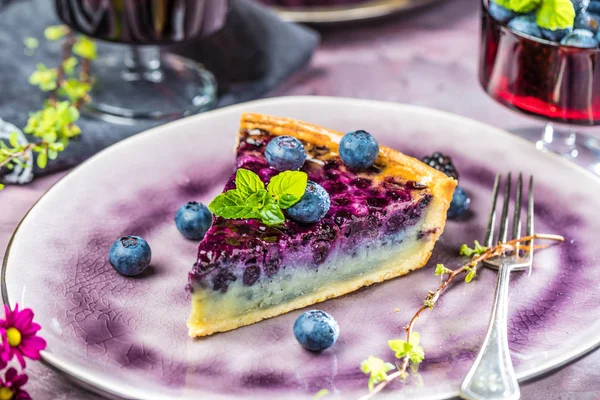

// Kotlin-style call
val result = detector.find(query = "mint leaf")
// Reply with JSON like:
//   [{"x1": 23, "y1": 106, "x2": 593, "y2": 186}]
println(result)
[
  {"x1": 247, "y1": 189, "x2": 269, "y2": 211},
  {"x1": 209, "y1": 190, "x2": 257, "y2": 219},
  {"x1": 236, "y1": 168, "x2": 265, "y2": 198},
  {"x1": 267, "y1": 170, "x2": 308, "y2": 209},
  {"x1": 536, "y1": 0, "x2": 575, "y2": 30},
  {"x1": 494, "y1": 0, "x2": 541, "y2": 13},
  {"x1": 259, "y1": 196, "x2": 285, "y2": 226}
]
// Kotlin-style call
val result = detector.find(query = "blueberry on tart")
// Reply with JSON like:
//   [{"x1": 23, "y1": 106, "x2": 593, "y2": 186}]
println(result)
[{"x1": 187, "y1": 113, "x2": 457, "y2": 337}]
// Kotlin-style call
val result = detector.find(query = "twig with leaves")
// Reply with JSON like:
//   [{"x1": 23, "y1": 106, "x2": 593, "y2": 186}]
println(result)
[
  {"x1": 0, "y1": 25, "x2": 97, "y2": 190},
  {"x1": 358, "y1": 233, "x2": 564, "y2": 400}
]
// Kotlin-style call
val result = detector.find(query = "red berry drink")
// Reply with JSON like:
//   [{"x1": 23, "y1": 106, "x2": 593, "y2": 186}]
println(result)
[{"x1": 480, "y1": 0, "x2": 600, "y2": 126}]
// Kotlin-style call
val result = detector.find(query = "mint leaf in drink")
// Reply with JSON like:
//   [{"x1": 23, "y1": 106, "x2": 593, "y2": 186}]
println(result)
[
  {"x1": 494, "y1": 0, "x2": 541, "y2": 13},
  {"x1": 235, "y1": 168, "x2": 265, "y2": 198},
  {"x1": 536, "y1": 0, "x2": 575, "y2": 30},
  {"x1": 267, "y1": 170, "x2": 308, "y2": 209}
]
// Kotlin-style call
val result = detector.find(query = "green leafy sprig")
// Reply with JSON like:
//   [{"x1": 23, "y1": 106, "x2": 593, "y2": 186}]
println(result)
[
  {"x1": 0, "y1": 25, "x2": 97, "y2": 191},
  {"x1": 493, "y1": 0, "x2": 575, "y2": 31},
  {"x1": 358, "y1": 233, "x2": 564, "y2": 400},
  {"x1": 208, "y1": 169, "x2": 308, "y2": 226}
]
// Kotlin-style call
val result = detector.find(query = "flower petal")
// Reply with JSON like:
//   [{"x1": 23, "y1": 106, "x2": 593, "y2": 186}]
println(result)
[
  {"x1": 14, "y1": 351, "x2": 25, "y2": 368},
  {"x1": 13, "y1": 309, "x2": 33, "y2": 331},
  {"x1": 12, "y1": 373, "x2": 27, "y2": 388},
  {"x1": 5, "y1": 367, "x2": 17, "y2": 382}
]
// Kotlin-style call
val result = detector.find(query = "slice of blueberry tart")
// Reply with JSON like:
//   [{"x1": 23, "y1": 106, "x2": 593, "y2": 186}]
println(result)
[{"x1": 187, "y1": 113, "x2": 457, "y2": 337}]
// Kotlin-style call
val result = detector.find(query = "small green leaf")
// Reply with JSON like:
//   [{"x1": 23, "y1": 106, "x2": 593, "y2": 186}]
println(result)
[
  {"x1": 73, "y1": 36, "x2": 97, "y2": 60},
  {"x1": 465, "y1": 267, "x2": 477, "y2": 283},
  {"x1": 29, "y1": 64, "x2": 58, "y2": 92},
  {"x1": 8, "y1": 132, "x2": 19, "y2": 148},
  {"x1": 62, "y1": 57, "x2": 78, "y2": 75},
  {"x1": 389, "y1": 332, "x2": 425, "y2": 365},
  {"x1": 259, "y1": 196, "x2": 285, "y2": 226},
  {"x1": 36, "y1": 151, "x2": 48, "y2": 169},
  {"x1": 44, "y1": 25, "x2": 68, "y2": 41},
  {"x1": 434, "y1": 263, "x2": 452, "y2": 276},
  {"x1": 360, "y1": 356, "x2": 396, "y2": 391},
  {"x1": 23, "y1": 37, "x2": 39, "y2": 50},
  {"x1": 459, "y1": 240, "x2": 488, "y2": 257},
  {"x1": 267, "y1": 170, "x2": 308, "y2": 209},
  {"x1": 235, "y1": 168, "x2": 265, "y2": 197},
  {"x1": 58, "y1": 79, "x2": 91, "y2": 102},
  {"x1": 536, "y1": 0, "x2": 575, "y2": 30},
  {"x1": 493, "y1": 0, "x2": 541, "y2": 13},
  {"x1": 48, "y1": 148, "x2": 58, "y2": 160},
  {"x1": 208, "y1": 190, "x2": 257, "y2": 219},
  {"x1": 0, "y1": 183, "x2": 4, "y2": 190},
  {"x1": 313, "y1": 389, "x2": 329, "y2": 399}
]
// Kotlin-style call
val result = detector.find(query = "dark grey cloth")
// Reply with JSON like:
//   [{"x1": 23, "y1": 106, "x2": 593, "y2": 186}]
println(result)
[{"x1": 0, "y1": 0, "x2": 319, "y2": 175}]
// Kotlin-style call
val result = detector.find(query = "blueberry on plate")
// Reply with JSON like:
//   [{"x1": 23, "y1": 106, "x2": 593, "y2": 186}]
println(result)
[
  {"x1": 560, "y1": 28, "x2": 599, "y2": 47},
  {"x1": 109, "y1": 236, "x2": 151, "y2": 276},
  {"x1": 175, "y1": 201, "x2": 213, "y2": 240},
  {"x1": 447, "y1": 186, "x2": 471, "y2": 219},
  {"x1": 488, "y1": 2, "x2": 516, "y2": 23},
  {"x1": 339, "y1": 130, "x2": 380, "y2": 169},
  {"x1": 293, "y1": 310, "x2": 339, "y2": 351},
  {"x1": 575, "y1": 11, "x2": 600, "y2": 33},
  {"x1": 265, "y1": 135, "x2": 307, "y2": 171},
  {"x1": 541, "y1": 27, "x2": 573, "y2": 41},
  {"x1": 507, "y1": 15, "x2": 542, "y2": 38},
  {"x1": 287, "y1": 181, "x2": 331, "y2": 224}
]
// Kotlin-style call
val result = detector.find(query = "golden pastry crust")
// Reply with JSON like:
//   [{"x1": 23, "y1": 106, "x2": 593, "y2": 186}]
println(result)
[{"x1": 187, "y1": 113, "x2": 457, "y2": 337}]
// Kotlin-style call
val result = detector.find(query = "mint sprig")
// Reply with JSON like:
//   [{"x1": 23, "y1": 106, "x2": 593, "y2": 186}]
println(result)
[
  {"x1": 494, "y1": 0, "x2": 541, "y2": 13},
  {"x1": 536, "y1": 0, "x2": 575, "y2": 30},
  {"x1": 208, "y1": 168, "x2": 307, "y2": 226}
]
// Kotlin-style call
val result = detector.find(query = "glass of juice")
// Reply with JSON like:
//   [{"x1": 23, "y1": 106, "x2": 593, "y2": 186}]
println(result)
[{"x1": 479, "y1": 0, "x2": 600, "y2": 172}]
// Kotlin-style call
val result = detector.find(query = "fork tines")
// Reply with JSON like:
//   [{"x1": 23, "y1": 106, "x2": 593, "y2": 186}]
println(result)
[{"x1": 484, "y1": 173, "x2": 534, "y2": 258}]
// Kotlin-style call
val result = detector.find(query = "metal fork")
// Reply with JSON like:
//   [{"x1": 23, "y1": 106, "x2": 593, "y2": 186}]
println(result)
[{"x1": 460, "y1": 173, "x2": 534, "y2": 400}]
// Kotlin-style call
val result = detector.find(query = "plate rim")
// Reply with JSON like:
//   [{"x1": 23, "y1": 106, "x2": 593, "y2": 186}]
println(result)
[
  {"x1": 3, "y1": 95, "x2": 600, "y2": 399},
  {"x1": 270, "y1": 0, "x2": 444, "y2": 24}
]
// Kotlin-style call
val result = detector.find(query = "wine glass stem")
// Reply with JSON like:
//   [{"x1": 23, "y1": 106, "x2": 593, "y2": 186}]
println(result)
[
  {"x1": 122, "y1": 46, "x2": 164, "y2": 83},
  {"x1": 537, "y1": 122, "x2": 577, "y2": 158}
]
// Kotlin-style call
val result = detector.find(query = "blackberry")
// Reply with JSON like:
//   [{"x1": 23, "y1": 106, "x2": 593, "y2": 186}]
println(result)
[{"x1": 422, "y1": 152, "x2": 459, "y2": 180}]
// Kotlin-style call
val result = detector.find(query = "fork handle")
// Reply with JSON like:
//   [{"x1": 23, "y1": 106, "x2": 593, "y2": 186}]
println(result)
[{"x1": 460, "y1": 265, "x2": 520, "y2": 400}]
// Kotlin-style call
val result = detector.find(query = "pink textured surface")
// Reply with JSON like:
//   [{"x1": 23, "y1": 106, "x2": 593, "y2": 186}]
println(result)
[{"x1": 2, "y1": 0, "x2": 600, "y2": 398}]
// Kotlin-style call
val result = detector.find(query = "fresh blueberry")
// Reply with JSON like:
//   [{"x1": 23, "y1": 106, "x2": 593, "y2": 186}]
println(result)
[
  {"x1": 488, "y1": 2, "x2": 516, "y2": 23},
  {"x1": 109, "y1": 236, "x2": 151, "y2": 276},
  {"x1": 175, "y1": 201, "x2": 212, "y2": 240},
  {"x1": 507, "y1": 15, "x2": 542, "y2": 38},
  {"x1": 541, "y1": 27, "x2": 573, "y2": 41},
  {"x1": 265, "y1": 136, "x2": 307, "y2": 171},
  {"x1": 575, "y1": 11, "x2": 600, "y2": 33},
  {"x1": 287, "y1": 181, "x2": 331, "y2": 224},
  {"x1": 447, "y1": 186, "x2": 471, "y2": 219},
  {"x1": 293, "y1": 310, "x2": 339, "y2": 351},
  {"x1": 588, "y1": 1, "x2": 600, "y2": 14},
  {"x1": 561, "y1": 28, "x2": 599, "y2": 47},
  {"x1": 339, "y1": 130, "x2": 379, "y2": 169}
]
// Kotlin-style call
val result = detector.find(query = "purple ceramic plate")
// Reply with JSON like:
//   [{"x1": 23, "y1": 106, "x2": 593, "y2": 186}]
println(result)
[{"x1": 3, "y1": 97, "x2": 600, "y2": 399}]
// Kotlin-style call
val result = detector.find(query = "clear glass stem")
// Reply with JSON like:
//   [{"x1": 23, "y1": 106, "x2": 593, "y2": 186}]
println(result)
[
  {"x1": 122, "y1": 46, "x2": 163, "y2": 83},
  {"x1": 536, "y1": 122, "x2": 578, "y2": 159}
]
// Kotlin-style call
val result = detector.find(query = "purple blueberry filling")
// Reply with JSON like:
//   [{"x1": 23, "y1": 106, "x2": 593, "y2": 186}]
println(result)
[{"x1": 188, "y1": 129, "x2": 434, "y2": 294}]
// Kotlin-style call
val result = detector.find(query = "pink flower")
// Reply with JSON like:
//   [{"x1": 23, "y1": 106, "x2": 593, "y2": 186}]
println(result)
[
  {"x1": 0, "y1": 368, "x2": 30, "y2": 400},
  {"x1": 0, "y1": 304, "x2": 46, "y2": 368}
]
